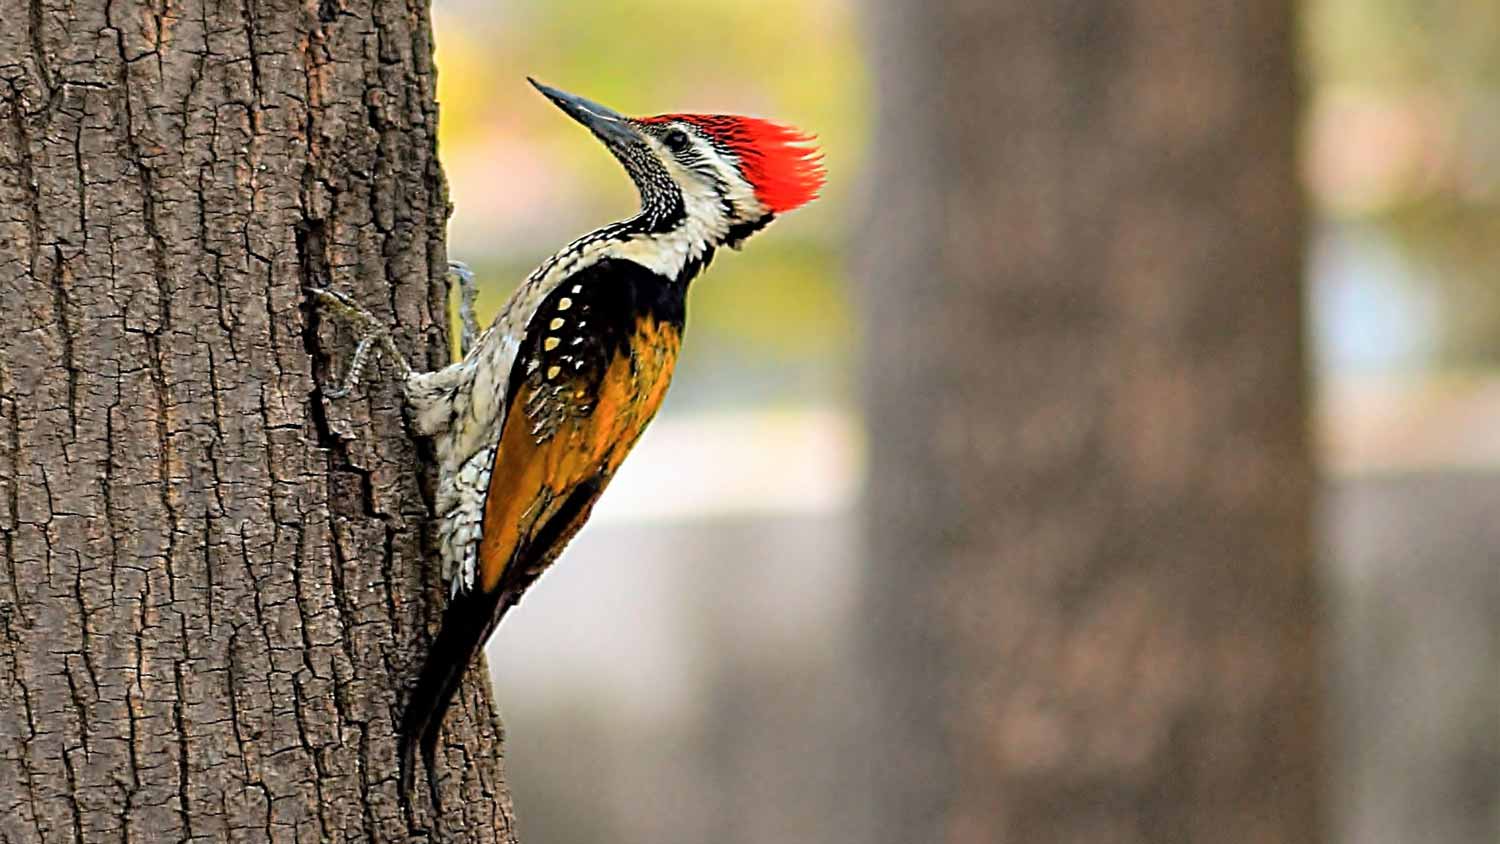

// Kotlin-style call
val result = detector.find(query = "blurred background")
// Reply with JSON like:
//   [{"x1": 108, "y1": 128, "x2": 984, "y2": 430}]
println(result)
[{"x1": 430, "y1": 1, "x2": 1498, "y2": 841}]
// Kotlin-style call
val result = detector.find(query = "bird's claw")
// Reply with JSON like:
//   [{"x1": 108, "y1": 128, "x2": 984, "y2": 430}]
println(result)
[
  {"x1": 307, "y1": 286, "x2": 378, "y2": 329},
  {"x1": 446, "y1": 261, "x2": 475, "y2": 283},
  {"x1": 306, "y1": 286, "x2": 412, "y2": 397},
  {"x1": 446, "y1": 261, "x2": 481, "y2": 358}
]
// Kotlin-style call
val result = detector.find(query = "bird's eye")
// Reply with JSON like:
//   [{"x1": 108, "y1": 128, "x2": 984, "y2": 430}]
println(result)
[{"x1": 663, "y1": 129, "x2": 690, "y2": 153}]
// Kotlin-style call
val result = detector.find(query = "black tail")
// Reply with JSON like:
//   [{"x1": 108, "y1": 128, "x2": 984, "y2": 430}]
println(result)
[
  {"x1": 398, "y1": 481, "x2": 601, "y2": 789},
  {"x1": 398, "y1": 585, "x2": 506, "y2": 789}
]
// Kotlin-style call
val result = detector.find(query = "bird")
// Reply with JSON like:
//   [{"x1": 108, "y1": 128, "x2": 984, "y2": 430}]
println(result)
[{"x1": 307, "y1": 78, "x2": 824, "y2": 786}]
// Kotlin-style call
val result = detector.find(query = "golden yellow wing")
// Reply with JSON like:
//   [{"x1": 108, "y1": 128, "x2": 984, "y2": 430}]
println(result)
[{"x1": 476, "y1": 313, "x2": 681, "y2": 594}]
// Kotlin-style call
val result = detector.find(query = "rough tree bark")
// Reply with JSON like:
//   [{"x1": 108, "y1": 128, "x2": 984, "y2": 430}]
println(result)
[
  {"x1": 0, "y1": 0, "x2": 517, "y2": 840},
  {"x1": 860, "y1": 2, "x2": 1320, "y2": 842}
]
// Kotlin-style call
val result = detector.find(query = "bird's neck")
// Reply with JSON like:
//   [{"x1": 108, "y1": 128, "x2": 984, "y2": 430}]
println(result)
[{"x1": 605, "y1": 182, "x2": 730, "y2": 284}]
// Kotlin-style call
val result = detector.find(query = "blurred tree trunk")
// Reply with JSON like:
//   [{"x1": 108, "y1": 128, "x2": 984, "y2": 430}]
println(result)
[
  {"x1": 0, "y1": 1, "x2": 517, "y2": 840},
  {"x1": 859, "y1": 2, "x2": 1319, "y2": 842}
]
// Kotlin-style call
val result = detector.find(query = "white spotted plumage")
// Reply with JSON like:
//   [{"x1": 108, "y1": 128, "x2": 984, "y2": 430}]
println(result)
[{"x1": 405, "y1": 235, "x2": 632, "y2": 593}]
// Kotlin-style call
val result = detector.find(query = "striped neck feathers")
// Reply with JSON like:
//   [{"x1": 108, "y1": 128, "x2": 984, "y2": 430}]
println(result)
[
  {"x1": 531, "y1": 173, "x2": 770, "y2": 294},
  {"x1": 607, "y1": 175, "x2": 761, "y2": 283}
]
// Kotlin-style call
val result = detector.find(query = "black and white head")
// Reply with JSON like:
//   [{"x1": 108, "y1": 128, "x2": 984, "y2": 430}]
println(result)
[{"x1": 530, "y1": 79, "x2": 824, "y2": 255}]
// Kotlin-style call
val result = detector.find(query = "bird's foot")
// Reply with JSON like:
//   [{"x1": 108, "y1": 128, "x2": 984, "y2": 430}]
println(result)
[
  {"x1": 306, "y1": 287, "x2": 413, "y2": 398},
  {"x1": 447, "y1": 261, "x2": 480, "y2": 359}
]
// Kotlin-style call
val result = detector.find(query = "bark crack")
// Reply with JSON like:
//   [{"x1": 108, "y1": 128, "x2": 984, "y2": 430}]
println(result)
[
  {"x1": 26, "y1": 0, "x2": 53, "y2": 97},
  {"x1": 47, "y1": 245, "x2": 78, "y2": 439}
]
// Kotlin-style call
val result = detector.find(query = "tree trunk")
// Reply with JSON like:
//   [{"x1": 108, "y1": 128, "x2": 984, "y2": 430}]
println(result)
[
  {"x1": 0, "y1": 0, "x2": 517, "y2": 840},
  {"x1": 859, "y1": 2, "x2": 1320, "y2": 842}
]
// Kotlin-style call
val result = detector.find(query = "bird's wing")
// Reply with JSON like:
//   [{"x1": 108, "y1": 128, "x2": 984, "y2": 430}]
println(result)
[
  {"x1": 476, "y1": 260, "x2": 682, "y2": 595},
  {"x1": 400, "y1": 258, "x2": 684, "y2": 778}
]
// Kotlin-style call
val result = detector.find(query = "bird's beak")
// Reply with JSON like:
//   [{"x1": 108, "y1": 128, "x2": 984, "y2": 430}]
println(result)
[{"x1": 528, "y1": 78, "x2": 640, "y2": 150}]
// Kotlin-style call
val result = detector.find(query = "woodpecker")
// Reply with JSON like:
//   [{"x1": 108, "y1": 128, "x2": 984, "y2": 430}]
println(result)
[{"x1": 308, "y1": 78, "x2": 824, "y2": 782}]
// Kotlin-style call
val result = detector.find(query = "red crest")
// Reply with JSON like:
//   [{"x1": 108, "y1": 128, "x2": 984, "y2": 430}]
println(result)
[{"x1": 639, "y1": 114, "x2": 825, "y2": 214}]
